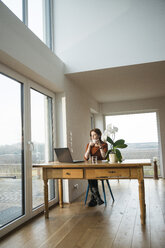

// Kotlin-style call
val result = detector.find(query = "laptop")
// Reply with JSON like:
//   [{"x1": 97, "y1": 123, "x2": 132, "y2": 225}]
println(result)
[{"x1": 54, "y1": 148, "x2": 84, "y2": 163}]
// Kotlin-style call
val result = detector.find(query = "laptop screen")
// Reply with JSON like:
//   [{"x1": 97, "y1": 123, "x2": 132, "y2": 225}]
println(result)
[{"x1": 54, "y1": 148, "x2": 73, "y2": 163}]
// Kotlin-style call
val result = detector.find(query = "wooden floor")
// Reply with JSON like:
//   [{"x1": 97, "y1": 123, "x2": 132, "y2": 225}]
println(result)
[{"x1": 0, "y1": 179, "x2": 165, "y2": 248}]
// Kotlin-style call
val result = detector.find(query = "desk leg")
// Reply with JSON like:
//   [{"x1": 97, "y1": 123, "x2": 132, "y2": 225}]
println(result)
[
  {"x1": 58, "y1": 179, "x2": 63, "y2": 208},
  {"x1": 44, "y1": 179, "x2": 49, "y2": 218},
  {"x1": 138, "y1": 179, "x2": 146, "y2": 225}
]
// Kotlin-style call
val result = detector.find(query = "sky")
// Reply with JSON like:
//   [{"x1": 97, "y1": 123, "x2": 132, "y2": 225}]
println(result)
[
  {"x1": 105, "y1": 112, "x2": 158, "y2": 143},
  {"x1": 0, "y1": 75, "x2": 22, "y2": 145},
  {"x1": 0, "y1": 74, "x2": 46, "y2": 146}
]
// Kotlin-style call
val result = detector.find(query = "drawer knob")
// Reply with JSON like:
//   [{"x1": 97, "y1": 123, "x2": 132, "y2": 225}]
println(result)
[
  {"x1": 66, "y1": 172, "x2": 71, "y2": 175},
  {"x1": 108, "y1": 171, "x2": 116, "y2": 173}
]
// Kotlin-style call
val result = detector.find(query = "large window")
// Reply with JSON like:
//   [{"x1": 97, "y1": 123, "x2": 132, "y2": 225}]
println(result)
[
  {"x1": 28, "y1": 0, "x2": 44, "y2": 41},
  {"x1": 0, "y1": 74, "x2": 24, "y2": 228},
  {"x1": 30, "y1": 89, "x2": 55, "y2": 209},
  {"x1": 105, "y1": 112, "x2": 160, "y2": 177},
  {"x1": 0, "y1": 72, "x2": 57, "y2": 238},
  {"x1": 1, "y1": 0, "x2": 53, "y2": 48}
]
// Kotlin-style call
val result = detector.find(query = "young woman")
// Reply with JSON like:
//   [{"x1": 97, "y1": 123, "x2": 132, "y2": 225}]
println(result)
[{"x1": 84, "y1": 128, "x2": 108, "y2": 207}]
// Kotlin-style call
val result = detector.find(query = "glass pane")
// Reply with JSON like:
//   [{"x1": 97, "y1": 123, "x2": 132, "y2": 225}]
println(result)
[
  {"x1": 105, "y1": 112, "x2": 160, "y2": 177},
  {"x1": 30, "y1": 89, "x2": 55, "y2": 209},
  {"x1": 1, "y1": 0, "x2": 23, "y2": 21},
  {"x1": 0, "y1": 74, "x2": 24, "y2": 228},
  {"x1": 28, "y1": 0, "x2": 44, "y2": 41}
]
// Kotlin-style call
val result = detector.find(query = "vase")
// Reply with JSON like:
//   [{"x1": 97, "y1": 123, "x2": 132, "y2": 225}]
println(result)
[{"x1": 109, "y1": 153, "x2": 117, "y2": 163}]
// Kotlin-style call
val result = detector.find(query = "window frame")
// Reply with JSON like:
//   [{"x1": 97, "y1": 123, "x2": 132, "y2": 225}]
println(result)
[
  {"x1": 2, "y1": 0, "x2": 54, "y2": 50},
  {"x1": 0, "y1": 64, "x2": 58, "y2": 238},
  {"x1": 24, "y1": 0, "x2": 54, "y2": 49},
  {"x1": 0, "y1": 72, "x2": 25, "y2": 227}
]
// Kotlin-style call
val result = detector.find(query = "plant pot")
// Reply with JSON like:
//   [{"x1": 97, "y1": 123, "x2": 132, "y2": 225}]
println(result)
[{"x1": 109, "y1": 153, "x2": 117, "y2": 163}]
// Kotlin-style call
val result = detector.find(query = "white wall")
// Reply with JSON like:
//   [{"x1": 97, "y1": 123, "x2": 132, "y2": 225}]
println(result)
[
  {"x1": 100, "y1": 97, "x2": 165, "y2": 178},
  {"x1": 54, "y1": 0, "x2": 165, "y2": 73},
  {"x1": 0, "y1": 2, "x2": 99, "y2": 203},
  {"x1": 64, "y1": 77, "x2": 99, "y2": 202}
]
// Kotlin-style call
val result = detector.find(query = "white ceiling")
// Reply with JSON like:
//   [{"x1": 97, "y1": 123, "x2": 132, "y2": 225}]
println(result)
[{"x1": 66, "y1": 61, "x2": 165, "y2": 103}]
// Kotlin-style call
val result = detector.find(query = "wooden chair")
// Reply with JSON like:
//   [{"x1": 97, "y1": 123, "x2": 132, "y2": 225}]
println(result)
[{"x1": 84, "y1": 180, "x2": 115, "y2": 206}]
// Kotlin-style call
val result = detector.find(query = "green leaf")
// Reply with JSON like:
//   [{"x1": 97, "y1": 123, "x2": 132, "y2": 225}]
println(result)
[
  {"x1": 115, "y1": 149, "x2": 122, "y2": 162},
  {"x1": 107, "y1": 136, "x2": 114, "y2": 145},
  {"x1": 114, "y1": 139, "x2": 125, "y2": 146},
  {"x1": 116, "y1": 144, "x2": 128, "y2": 149}
]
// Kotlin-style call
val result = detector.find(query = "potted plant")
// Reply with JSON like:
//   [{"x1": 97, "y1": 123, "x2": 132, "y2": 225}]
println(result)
[{"x1": 102, "y1": 124, "x2": 128, "y2": 163}]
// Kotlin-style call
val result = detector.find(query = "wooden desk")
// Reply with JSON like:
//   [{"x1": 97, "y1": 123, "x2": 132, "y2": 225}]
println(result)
[{"x1": 33, "y1": 159, "x2": 151, "y2": 225}]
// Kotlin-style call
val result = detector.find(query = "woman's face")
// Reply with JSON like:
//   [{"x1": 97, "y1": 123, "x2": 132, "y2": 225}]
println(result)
[{"x1": 90, "y1": 131, "x2": 100, "y2": 141}]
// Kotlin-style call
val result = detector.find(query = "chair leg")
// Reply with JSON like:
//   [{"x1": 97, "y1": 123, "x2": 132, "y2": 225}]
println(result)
[
  {"x1": 101, "y1": 180, "x2": 107, "y2": 206},
  {"x1": 84, "y1": 183, "x2": 89, "y2": 205},
  {"x1": 106, "y1": 180, "x2": 115, "y2": 202}
]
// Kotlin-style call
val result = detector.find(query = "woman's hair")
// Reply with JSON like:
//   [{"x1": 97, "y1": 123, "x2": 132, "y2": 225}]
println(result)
[{"x1": 90, "y1": 128, "x2": 102, "y2": 141}]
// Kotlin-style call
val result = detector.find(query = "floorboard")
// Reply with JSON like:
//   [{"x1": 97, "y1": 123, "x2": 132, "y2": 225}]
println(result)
[{"x1": 0, "y1": 179, "x2": 165, "y2": 248}]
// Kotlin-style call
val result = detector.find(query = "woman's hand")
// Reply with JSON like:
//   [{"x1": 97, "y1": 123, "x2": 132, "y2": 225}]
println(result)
[
  {"x1": 89, "y1": 141, "x2": 95, "y2": 147},
  {"x1": 91, "y1": 140, "x2": 103, "y2": 150},
  {"x1": 95, "y1": 140, "x2": 101, "y2": 147}
]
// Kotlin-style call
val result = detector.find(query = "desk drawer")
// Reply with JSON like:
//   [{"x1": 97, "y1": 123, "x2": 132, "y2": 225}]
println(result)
[
  {"x1": 46, "y1": 169, "x2": 63, "y2": 179},
  {"x1": 45, "y1": 169, "x2": 83, "y2": 179},
  {"x1": 86, "y1": 168, "x2": 130, "y2": 179},
  {"x1": 63, "y1": 169, "x2": 83, "y2": 178}
]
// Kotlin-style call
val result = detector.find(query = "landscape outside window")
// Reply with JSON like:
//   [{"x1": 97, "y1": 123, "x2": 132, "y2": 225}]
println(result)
[
  {"x1": 0, "y1": 74, "x2": 55, "y2": 229},
  {"x1": 31, "y1": 89, "x2": 55, "y2": 209},
  {"x1": 0, "y1": 74, "x2": 24, "y2": 227},
  {"x1": 105, "y1": 113, "x2": 160, "y2": 177}
]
